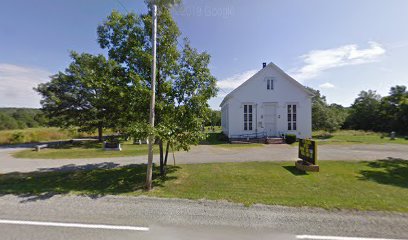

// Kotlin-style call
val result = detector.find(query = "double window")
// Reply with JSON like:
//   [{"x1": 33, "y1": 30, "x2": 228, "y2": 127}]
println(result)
[
  {"x1": 266, "y1": 79, "x2": 274, "y2": 90},
  {"x1": 244, "y1": 104, "x2": 253, "y2": 131},
  {"x1": 287, "y1": 104, "x2": 297, "y2": 131}
]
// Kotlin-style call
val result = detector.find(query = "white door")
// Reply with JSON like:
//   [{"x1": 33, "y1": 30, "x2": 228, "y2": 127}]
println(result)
[{"x1": 263, "y1": 103, "x2": 277, "y2": 137}]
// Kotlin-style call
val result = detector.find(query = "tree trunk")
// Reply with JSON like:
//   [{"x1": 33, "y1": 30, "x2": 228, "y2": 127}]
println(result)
[
  {"x1": 159, "y1": 140, "x2": 165, "y2": 176},
  {"x1": 164, "y1": 141, "x2": 170, "y2": 166},
  {"x1": 98, "y1": 126, "x2": 103, "y2": 142}
]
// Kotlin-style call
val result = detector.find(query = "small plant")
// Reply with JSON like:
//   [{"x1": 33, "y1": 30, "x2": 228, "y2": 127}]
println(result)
[
  {"x1": 285, "y1": 134, "x2": 297, "y2": 144},
  {"x1": 10, "y1": 132, "x2": 25, "y2": 144}
]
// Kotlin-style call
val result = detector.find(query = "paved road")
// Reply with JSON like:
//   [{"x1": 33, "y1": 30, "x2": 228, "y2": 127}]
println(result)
[
  {"x1": 0, "y1": 195, "x2": 407, "y2": 240},
  {"x1": 0, "y1": 144, "x2": 407, "y2": 173}
]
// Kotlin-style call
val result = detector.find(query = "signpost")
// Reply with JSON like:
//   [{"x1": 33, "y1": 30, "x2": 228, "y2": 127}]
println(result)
[{"x1": 296, "y1": 139, "x2": 319, "y2": 172}]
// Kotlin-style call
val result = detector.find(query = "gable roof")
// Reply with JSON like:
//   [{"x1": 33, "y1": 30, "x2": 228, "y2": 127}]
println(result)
[{"x1": 219, "y1": 62, "x2": 313, "y2": 107}]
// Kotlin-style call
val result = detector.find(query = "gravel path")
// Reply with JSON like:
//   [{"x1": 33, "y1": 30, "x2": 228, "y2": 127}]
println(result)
[{"x1": 0, "y1": 144, "x2": 407, "y2": 173}]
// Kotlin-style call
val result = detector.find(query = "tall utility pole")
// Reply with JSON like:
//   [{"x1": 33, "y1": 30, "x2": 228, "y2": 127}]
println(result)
[{"x1": 146, "y1": 3, "x2": 157, "y2": 191}]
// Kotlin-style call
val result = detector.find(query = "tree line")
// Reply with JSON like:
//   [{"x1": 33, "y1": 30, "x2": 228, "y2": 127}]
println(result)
[
  {"x1": 310, "y1": 85, "x2": 408, "y2": 134},
  {"x1": 0, "y1": 108, "x2": 47, "y2": 130}
]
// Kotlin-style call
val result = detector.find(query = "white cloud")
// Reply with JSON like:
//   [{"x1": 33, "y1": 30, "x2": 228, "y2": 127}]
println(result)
[
  {"x1": 319, "y1": 82, "x2": 335, "y2": 89},
  {"x1": 217, "y1": 69, "x2": 258, "y2": 90},
  {"x1": 0, "y1": 64, "x2": 51, "y2": 108},
  {"x1": 291, "y1": 41, "x2": 386, "y2": 82}
]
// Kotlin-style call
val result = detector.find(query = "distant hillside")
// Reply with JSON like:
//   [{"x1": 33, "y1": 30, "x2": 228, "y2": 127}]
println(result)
[{"x1": 0, "y1": 108, "x2": 48, "y2": 130}]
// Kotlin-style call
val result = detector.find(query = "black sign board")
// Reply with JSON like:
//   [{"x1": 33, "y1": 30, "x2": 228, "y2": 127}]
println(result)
[{"x1": 298, "y1": 139, "x2": 317, "y2": 165}]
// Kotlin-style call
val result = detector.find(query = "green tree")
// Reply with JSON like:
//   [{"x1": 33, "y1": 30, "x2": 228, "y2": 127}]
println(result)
[
  {"x1": 205, "y1": 109, "x2": 221, "y2": 127},
  {"x1": 35, "y1": 52, "x2": 129, "y2": 142},
  {"x1": 379, "y1": 85, "x2": 408, "y2": 133},
  {"x1": 0, "y1": 112, "x2": 19, "y2": 130},
  {"x1": 307, "y1": 87, "x2": 347, "y2": 132},
  {"x1": 345, "y1": 90, "x2": 381, "y2": 131},
  {"x1": 98, "y1": 8, "x2": 217, "y2": 175}
]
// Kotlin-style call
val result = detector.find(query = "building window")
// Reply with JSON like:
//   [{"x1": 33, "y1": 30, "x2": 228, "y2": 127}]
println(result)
[
  {"x1": 287, "y1": 104, "x2": 297, "y2": 131},
  {"x1": 244, "y1": 104, "x2": 253, "y2": 131},
  {"x1": 266, "y1": 79, "x2": 274, "y2": 90}
]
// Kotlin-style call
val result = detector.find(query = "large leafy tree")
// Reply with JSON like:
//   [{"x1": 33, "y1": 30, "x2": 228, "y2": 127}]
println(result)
[
  {"x1": 307, "y1": 87, "x2": 348, "y2": 132},
  {"x1": 378, "y1": 85, "x2": 408, "y2": 133},
  {"x1": 98, "y1": 5, "x2": 217, "y2": 175},
  {"x1": 36, "y1": 52, "x2": 131, "y2": 141},
  {"x1": 345, "y1": 90, "x2": 382, "y2": 131}
]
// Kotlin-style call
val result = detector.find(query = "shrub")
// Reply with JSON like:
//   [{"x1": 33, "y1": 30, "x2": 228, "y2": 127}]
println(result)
[
  {"x1": 10, "y1": 132, "x2": 25, "y2": 144},
  {"x1": 285, "y1": 134, "x2": 297, "y2": 144},
  {"x1": 217, "y1": 133, "x2": 229, "y2": 142}
]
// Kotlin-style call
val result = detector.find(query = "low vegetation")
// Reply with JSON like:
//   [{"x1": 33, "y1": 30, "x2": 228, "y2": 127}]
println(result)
[
  {"x1": 1, "y1": 160, "x2": 408, "y2": 212},
  {"x1": 0, "y1": 128, "x2": 89, "y2": 145},
  {"x1": 313, "y1": 130, "x2": 408, "y2": 145}
]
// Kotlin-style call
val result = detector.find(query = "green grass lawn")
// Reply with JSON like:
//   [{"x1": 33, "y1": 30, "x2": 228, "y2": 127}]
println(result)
[
  {"x1": 13, "y1": 142, "x2": 159, "y2": 159},
  {"x1": 312, "y1": 130, "x2": 408, "y2": 145},
  {"x1": 1, "y1": 160, "x2": 408, "y2": 212}
]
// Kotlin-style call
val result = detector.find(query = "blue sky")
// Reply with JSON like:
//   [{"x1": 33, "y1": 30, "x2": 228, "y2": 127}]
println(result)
[{"x1": 1, "y1": 0, "x2": 408, "y2": 109}]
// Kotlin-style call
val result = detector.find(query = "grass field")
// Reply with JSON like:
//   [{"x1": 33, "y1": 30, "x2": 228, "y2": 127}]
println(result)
[
  {"x1": 1, "y1": 160, "x2": 407, "y2": 212},
  {"x1": 0, "y1": 127, "x2": 90, "y2": 145},
  {"x1": 13, "y1": 142, "x2": 159, "y2": 159},
  {"x1": 313, "y1": 130, "x2": 408, "y2": 145}
]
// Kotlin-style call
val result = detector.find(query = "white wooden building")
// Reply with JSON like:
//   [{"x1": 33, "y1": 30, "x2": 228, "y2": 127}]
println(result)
[{"x1": 220, "y1": 62, "x2": 313, "y2": 140}]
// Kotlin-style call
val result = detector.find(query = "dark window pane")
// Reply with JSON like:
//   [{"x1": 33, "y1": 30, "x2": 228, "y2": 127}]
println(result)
[
  {"x1": 271, "y1": 80, "x2": 274, "y2": 90},
  {"x1": 293, "y1": 122, "x2": 297, "y2": 130},
  {"x1": 249, "y1": 123, "x2": 252, "y2": 130},
  {"x1": 288, "y1": 105, "x2": 291, "y2": 114},
  {"x1": 288, "y1": 122, "x2": 291, "y2": 130},
  {"x1": 288, "y1": 114, "x2": 291, "y2": 121},
  {"x1": 249, "y1": 105, "x2": 252, "y2": 113},
  {"x1": 244, "y1": 105, "x2": 247, "y2": 113},
  {"x1": 293, "y1": 105, "x2": 297, "y2": 113},
  {"x1": 244, "y1": 124, "x2": 247, "y2": 130},
  {"x1": 293, "y1": 114, "x2": 296, "y2": 122},
  {"x1": 244, "y1": 114, "x2": 247, "y2": 121},
  {"x1": 267, "y1": 80, "x2": 270, "y2": 90}
]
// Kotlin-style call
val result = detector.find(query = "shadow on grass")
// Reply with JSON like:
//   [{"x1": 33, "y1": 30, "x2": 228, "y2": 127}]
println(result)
[
  {"x1": 359, "y1": 158, "x2": 408, "y2": 188},
  {"x1": 283, "y1": 166, "x2": 308, "y2": 176},
  {"x1": 0, "y1": 163, "x2": 179, "y2": 202},
  {"x1": 200, "y1": 132, "x2": 229, "y2": 145}
]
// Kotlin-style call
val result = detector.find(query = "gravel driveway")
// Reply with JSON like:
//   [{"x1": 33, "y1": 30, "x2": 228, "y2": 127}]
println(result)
[{"x1": 0, "y1": 144, "x2": 407, "y2": 173}]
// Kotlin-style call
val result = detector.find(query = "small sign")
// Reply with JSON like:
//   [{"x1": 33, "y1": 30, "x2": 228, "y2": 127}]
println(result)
[{"x1": 298, "y1": 139, "x2": 317, "y2": 165}]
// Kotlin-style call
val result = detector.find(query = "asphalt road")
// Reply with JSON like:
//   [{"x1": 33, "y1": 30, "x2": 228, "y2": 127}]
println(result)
[
  {"x1": 0, "y1": 195, "x2": 407, "y2": 240},
  {"x1": 1, "y1": 144, "x2": 408, "y2": 173}
]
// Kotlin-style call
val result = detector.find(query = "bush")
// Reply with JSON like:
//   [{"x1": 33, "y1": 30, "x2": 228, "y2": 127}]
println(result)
[
  {"x1": 285, "y1": 134, "x2": 297, "y2": 144},
  {"x1": 10, "y1": 132, "x2": 25, "y2": 144},
  {"x1": 217, "y1": 133, "x2": 229, "y2": 142}
]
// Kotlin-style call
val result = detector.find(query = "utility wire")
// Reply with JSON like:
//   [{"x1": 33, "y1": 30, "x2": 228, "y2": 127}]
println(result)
[{"x1": 115, "y1": 0, "x2": 129, "y2": 13}]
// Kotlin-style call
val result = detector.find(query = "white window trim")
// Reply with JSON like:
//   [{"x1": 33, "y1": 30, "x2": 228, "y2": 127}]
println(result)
[
  {"x1": 286, "y1": 103, "x2": 298, "y2": 131},
  {"x1": 265, "y1": 77, "x2": 275, "y2": 90},
  {"x1": 243, "y1": 104, "x2": 254, "y2": 131}
]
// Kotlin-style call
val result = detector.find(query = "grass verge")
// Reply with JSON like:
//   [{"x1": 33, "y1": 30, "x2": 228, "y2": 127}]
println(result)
[
  {"x1": 13, "y1": 142, "x2": 159, "y2": 159},
  {"x1": 313, "y1": 130, "x2": 408, "y2": 145},
  {"x1": 1, "y1": 160, "x2": 408, "y2": 212}
]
